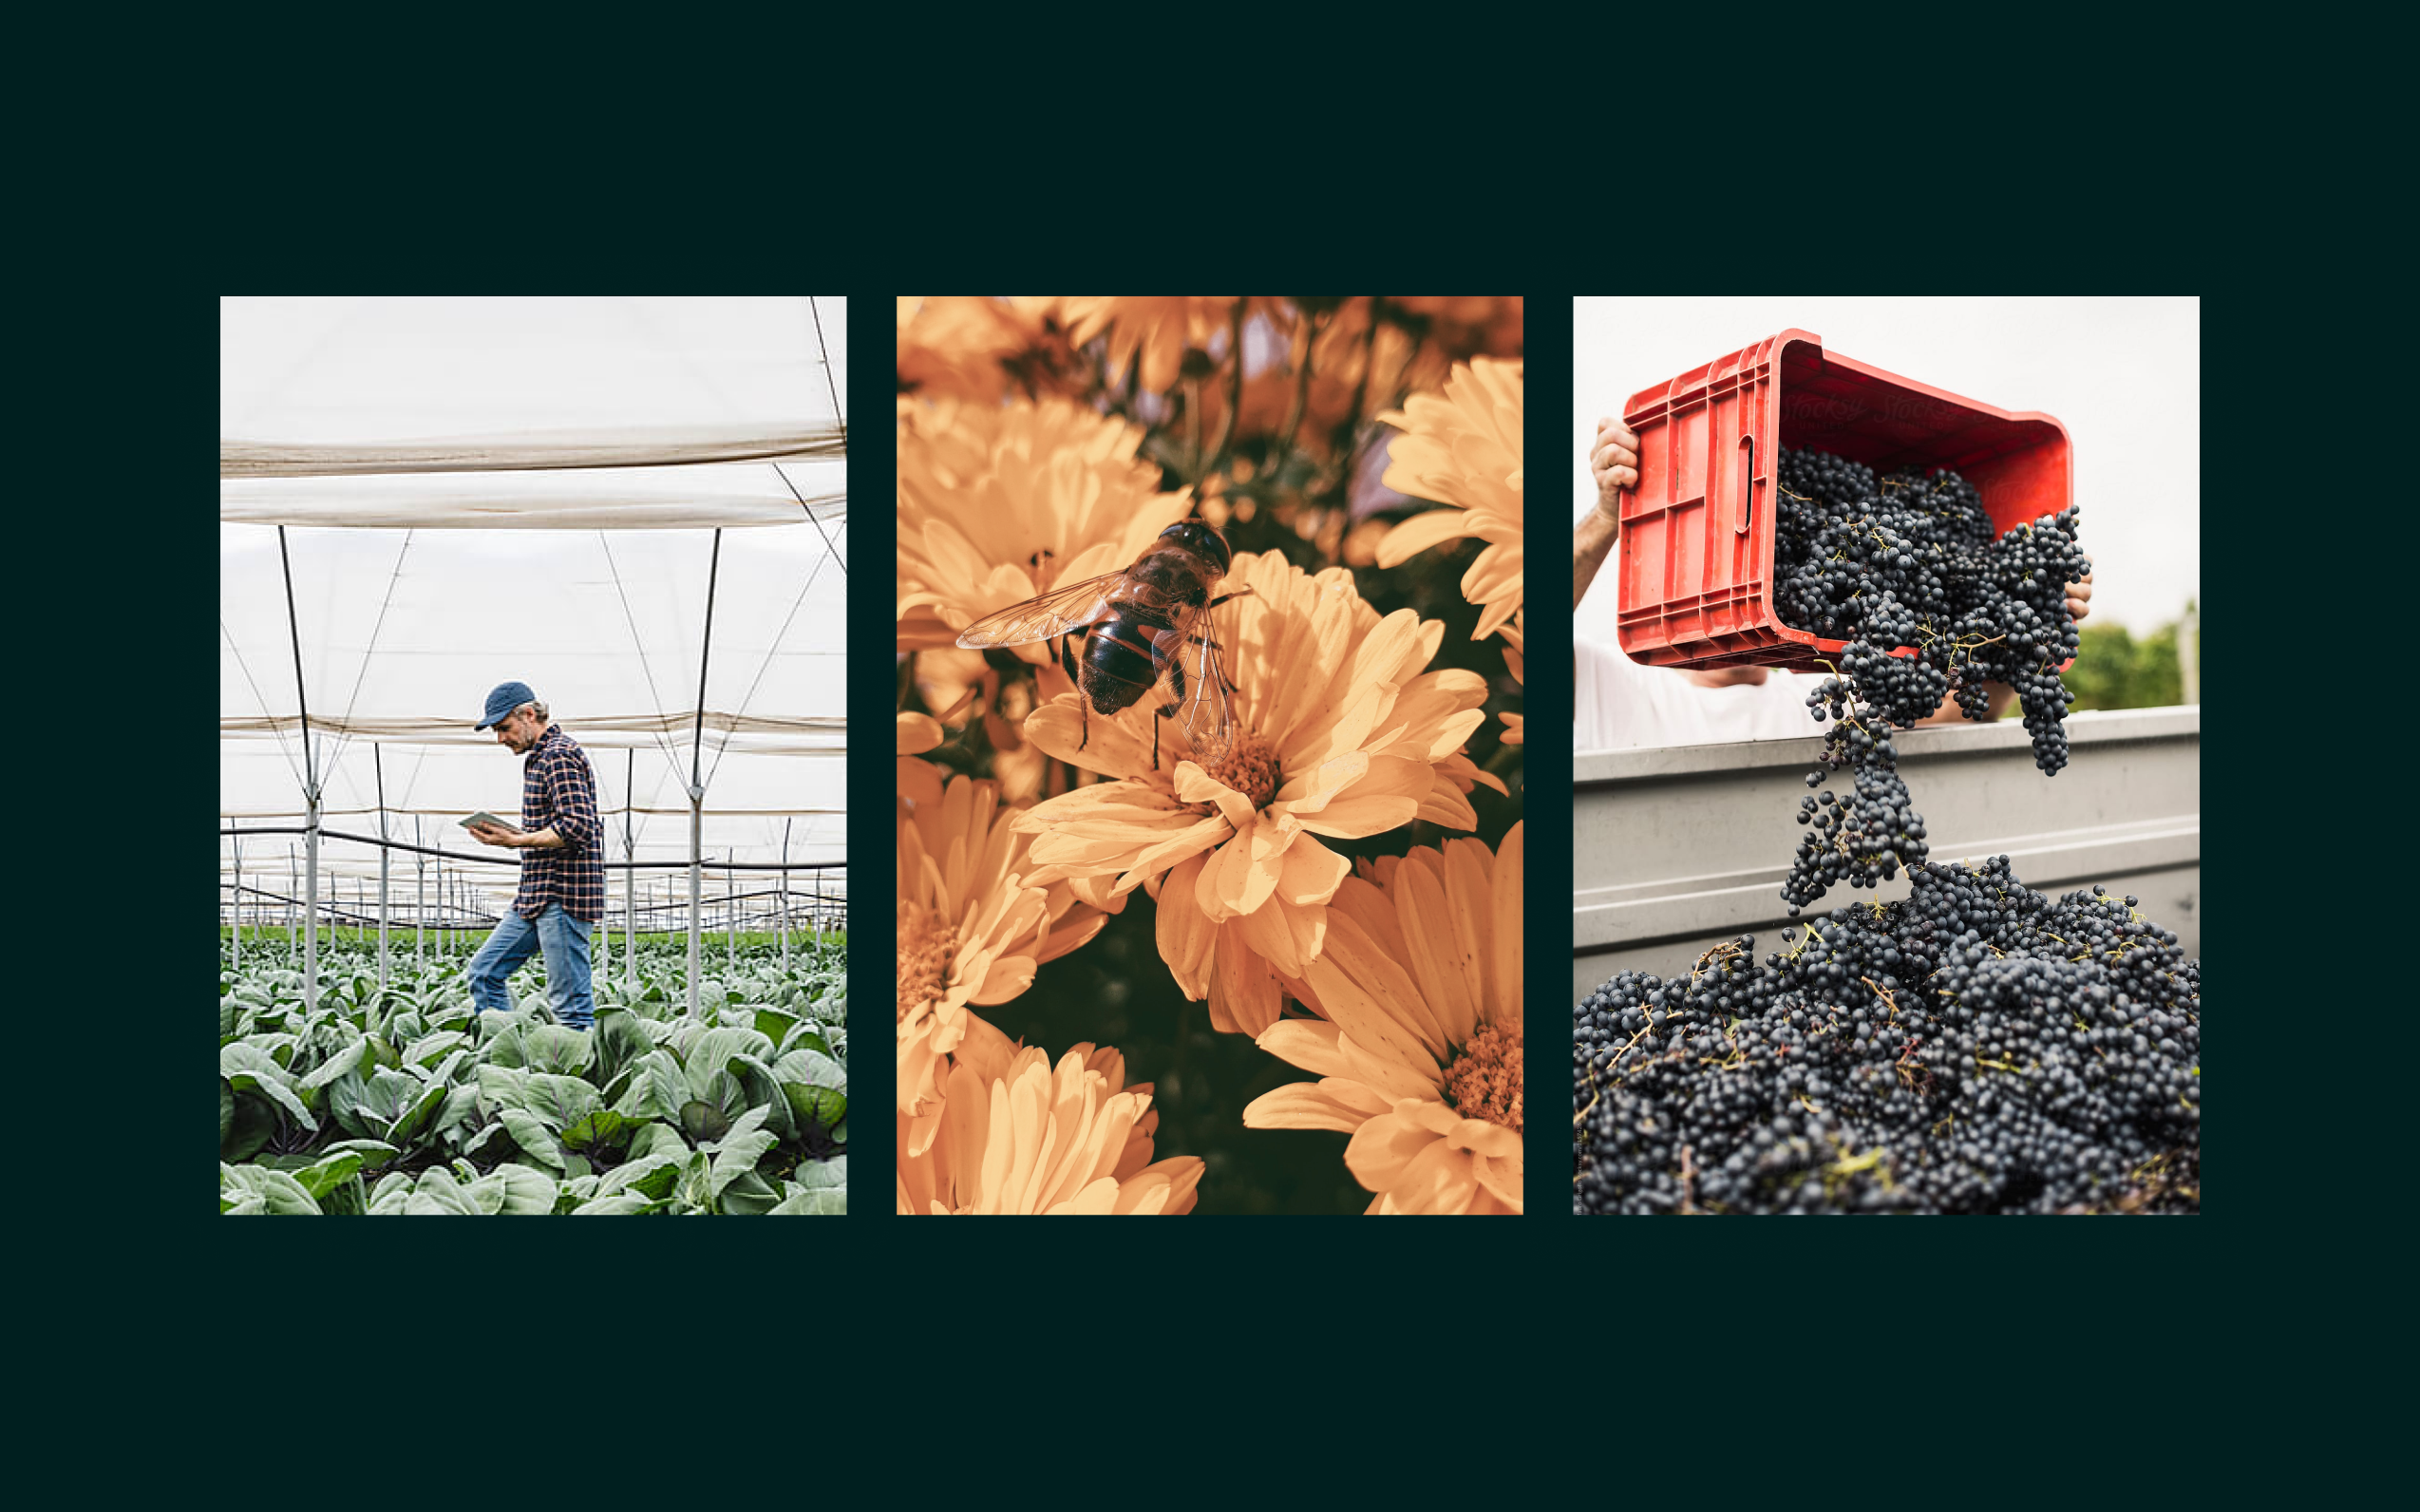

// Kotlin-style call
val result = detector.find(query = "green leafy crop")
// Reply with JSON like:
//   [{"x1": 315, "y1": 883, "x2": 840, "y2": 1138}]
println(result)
[{"x1": 220, "y1": 938, "x2": 846, "y2": 1215}]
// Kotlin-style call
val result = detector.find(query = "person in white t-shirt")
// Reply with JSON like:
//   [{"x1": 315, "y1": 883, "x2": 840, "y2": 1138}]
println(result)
[{"x1": 1576, "y1": 418, "x2": 2092, "y2": 752}]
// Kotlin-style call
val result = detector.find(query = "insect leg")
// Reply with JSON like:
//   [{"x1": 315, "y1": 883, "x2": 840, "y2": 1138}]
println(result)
[
  {"x1": 1061, "y1": 633, "x2": 1091, "y2": 752},
  {"x1": 1152, "y1": 658, "x2": 1187, "y2": 770},
  {"x1": 1204, "y1": 586, "x2": 1257, "y2": 610}
]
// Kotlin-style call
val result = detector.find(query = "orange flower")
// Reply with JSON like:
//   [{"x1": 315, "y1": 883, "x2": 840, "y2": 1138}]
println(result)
[
  {"x1": 1011, "y1": 550, "x2": 1503, "y2": 1038},
  {"x1": 1061, "y1": 297, "x2": 1239, "y2": 395},
  {"x1": 896, "y1": 1016, "x2": 1203, "y2": 1215},
  {"x1": 1292, "y1": 301, "x2": 1451, "y2": 457},
  {"x1": 897, "y1": 770, "x2": 1106, "y2": 1146},
  {"x1": 897, "y1": 395, "x2": 1194, "y2": 653},
  {"x1": 898, "y1": 296, "x2": 1030, "y2": 403},
  {"x1": 896, "y1": 296, "x2": 1083, "y2": 404},
  {"x1": 1375, "y1": 357, "x2": 1524, "y2": 640},
  {"x1": 1390, "y1": 296, "x2": 1524, "y2": 361},
  {"x1": 1243, "y1": 823, "x2": 1523, "y2": 1215}
]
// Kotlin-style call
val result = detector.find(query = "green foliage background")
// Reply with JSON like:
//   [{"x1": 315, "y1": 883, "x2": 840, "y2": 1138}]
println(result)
[{"x1": 2063, "y1": 604, "x2": 2198, "y2": 712}]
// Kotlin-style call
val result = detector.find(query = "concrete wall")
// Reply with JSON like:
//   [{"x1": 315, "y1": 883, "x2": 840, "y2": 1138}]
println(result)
[{"x1": 1573, "y1": 707, "x2": 2200, "y2": 1001}]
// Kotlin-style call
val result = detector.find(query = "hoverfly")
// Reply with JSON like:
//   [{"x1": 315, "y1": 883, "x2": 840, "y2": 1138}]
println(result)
[{"x1": 956, "y1": 520, "x2": 1253, "y2": 768}]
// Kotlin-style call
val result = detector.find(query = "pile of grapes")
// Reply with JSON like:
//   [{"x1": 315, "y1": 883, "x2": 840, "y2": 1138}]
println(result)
[
  {"x1": 1770, "y1": 447, "x2": 2092, "y2": 915},
  {"x1": 1573, "y1": 861, "x2": 2200, "y2": 1214},
  {"x1": 1571, "y1": 448, "x2": 2198, "y2": 1214}
]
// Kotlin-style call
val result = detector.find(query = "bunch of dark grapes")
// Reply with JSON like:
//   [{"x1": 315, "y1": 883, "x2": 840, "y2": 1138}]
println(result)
[
  {"x1": 1574, "y1": 863, "x2": 2199, "y2": 1214},
  {"x1": 1773, "y1": 448, "x2": 2091, "y2": 911},
  {"x1": 1785, "y1": 677, "x2": 1923, "y2": 911}
]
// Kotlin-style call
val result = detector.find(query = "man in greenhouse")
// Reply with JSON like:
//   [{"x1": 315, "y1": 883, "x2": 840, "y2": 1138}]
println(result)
[{"x1": 463, "y1": 682, "x2": 603, "y2": 1030}]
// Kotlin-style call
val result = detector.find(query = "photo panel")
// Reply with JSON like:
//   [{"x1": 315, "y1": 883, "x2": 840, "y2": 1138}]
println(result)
[
  {"x1": 897, "y1": 297, "x2": 1525, "y2": 1214},
  {"x1": 219, "y1": 296, "x2": 849, "y2": 1216},
  {"x1": 1571, "y1": 298, "x2": 2199, "y2": 1214}
]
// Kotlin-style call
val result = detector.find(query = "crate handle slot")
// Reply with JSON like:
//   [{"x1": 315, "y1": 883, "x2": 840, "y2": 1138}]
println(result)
[{"x1": 1735, "y1": 434, "x2": 1755, "y2": 536}]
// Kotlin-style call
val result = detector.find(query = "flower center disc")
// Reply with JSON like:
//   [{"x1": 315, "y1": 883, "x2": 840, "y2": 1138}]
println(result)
[
  {"x1": 897, "y1": 907, "x2": 958, "y2": 1018},
  {"x1": 1442, "y1": 1023, "x2": 1523, "y2": 1132},
  {"x1": 1188, "y1": 728, "x2": 1280, "y2": 813}
]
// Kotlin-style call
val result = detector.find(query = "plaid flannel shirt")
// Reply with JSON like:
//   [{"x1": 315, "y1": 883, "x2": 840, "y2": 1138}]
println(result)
[{"x1": 514, "y1": 725, "x2": 604, "y2": 922}]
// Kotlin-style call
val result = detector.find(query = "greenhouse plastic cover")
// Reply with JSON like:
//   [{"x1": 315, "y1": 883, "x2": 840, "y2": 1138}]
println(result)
[{"x1": 221, "y1": 297, "x2": 847, "y2": 920}]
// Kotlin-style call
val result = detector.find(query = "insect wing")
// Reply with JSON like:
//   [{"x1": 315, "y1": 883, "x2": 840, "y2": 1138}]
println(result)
[
  {"x1": 1175, "y1": 618, "x2": 1238, "y2": 761},
  {"x1": 955, "y1": 571, "x2": 1123, "y2": 649}
]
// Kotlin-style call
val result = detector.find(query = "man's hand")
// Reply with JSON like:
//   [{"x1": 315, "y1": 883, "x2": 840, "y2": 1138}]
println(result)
[
  {"x1": 1592, "y1": 418, "x2": 1639, "y2": 520},
  {"x1": 2066, "y1": 572, "x2": 2093, "y2": 624},
  {"x1": 1575, "y1": 417, "x2": 1641, "y2": 612},
  {"x1": 468, "y1": 822, "x2": 520, "y2": 848}
]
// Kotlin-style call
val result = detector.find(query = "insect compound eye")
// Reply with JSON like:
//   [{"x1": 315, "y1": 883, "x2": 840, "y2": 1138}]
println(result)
[{"x1": 1163, "y1": 520, "x2": 1231, "y2": 572}]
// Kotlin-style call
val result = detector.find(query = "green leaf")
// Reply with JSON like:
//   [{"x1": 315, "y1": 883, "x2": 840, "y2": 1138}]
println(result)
[
  {"x1": 399, "y1": 1030, "x2": 470, "y2": 1068},
  {"x1": 716, "y1": 1169, "x2": 781, "y2": 1215},
  {"x1": 767, "y1": 1187, "x2": 845, "y2": 1215},
  {"x1": 465, "y1": 1164, "x2": 558, "y2": 1215},
  {"x1": 219, "y1": 1080, "x2": 234, "y2": 1146},
  {"x1": 560, "y1": 1108, "x2": 636, "y2": 1153},
  {"x1": 221, "y1": 1164, "x2": 322, "y2": 1215},
  {"x1": 520, "y1": 1072, "x2": 602, "y2": 1128},
  {"x1": 293, "y1": 1149, "x2": 367, "y2": 1200},
  {"x1": 433, "y1": 1082, "x2": 482, "y2": 1136},
  {"x1": 223, "y1": 1094, "x2": 278, "y2": 1162},
  {"x1": 219, "y1": 1044, "x2": 315, "y2": 1131},
  {"x1": 677, "y1": 1024, "x2": 774, "y2": 1082},
  {"x1": 298, "y1": 1037, "x2": 367, "y2": 1093},
  {"x1": 783, "y1": 1084, "x2": 847, "y2": 1131},
  {"x1": 705, "y1": 1105, "x2": 777, "y2": 1199},
  {"x1": 792, "y1": 1154, "x2": 845, "y2": 1190},
  {"x1": 680, "y1": 1100, "x2": 732, "y2": 1143},
  {"x1": 614, "y1": 1049, "x2": 687, "y2": 1123},
  {"x1": 319, "y1": 1138, "x2": 401, "y2": 1171},
  {"x1": 596, "y1": 1152, "x2": 684, "y2": 1202},
  {"x1": 500, "y1": 1109, "x2": 569, "y2": 1172},
  {"x1": 571, "y1": 1192, "x2": 659, "y2": 1215},
  {"x1": 386, "y1": 1075, "x2": 453, "y2": 1147},
  {"x1": 627, "y1": 1120, "x2": 691, "y2": 1164}
]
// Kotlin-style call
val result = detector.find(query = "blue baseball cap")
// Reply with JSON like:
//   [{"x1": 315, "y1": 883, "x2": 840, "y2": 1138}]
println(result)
[{"x1": 476, "y1": 681, "x2": 538, "y2": 730}]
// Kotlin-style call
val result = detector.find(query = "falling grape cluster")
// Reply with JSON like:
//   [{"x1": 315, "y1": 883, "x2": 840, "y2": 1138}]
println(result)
[
  {"x1": 1772, "y1": 448, "x2": 2092, "y2": 915},
  {"x1": 1573, "y1": 863, "x2": 2200, "y2": 1214}
]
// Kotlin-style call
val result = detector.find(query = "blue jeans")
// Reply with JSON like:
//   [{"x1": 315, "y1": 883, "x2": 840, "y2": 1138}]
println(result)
[{"x1": 467, "y1": 903, "x2": 596, "y2": 1030}]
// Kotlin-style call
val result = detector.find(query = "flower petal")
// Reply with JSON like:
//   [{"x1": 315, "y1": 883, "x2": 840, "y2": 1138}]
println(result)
[
  {"x1": 1242, "y1": 1081, "x2": 1373, "y2": 1134},
  {"x1": 1155, "y1": 853, "x2": 1216, "y2": 999},
  {"x1": 1372, "y1": 506, "x2": 1480, "y2": 568},
  {"x1": 1208, "y1": 920, "x2": 1285, "y2": 1036},
  {"x1": 1343, "y1": 1110, "x2": 1437, "y2": 1192}
]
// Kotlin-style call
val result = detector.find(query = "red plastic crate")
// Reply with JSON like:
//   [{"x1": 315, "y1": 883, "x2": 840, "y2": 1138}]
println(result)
[{"x1": 1616, "y1": 329, "x2": 2071, "y2": 671}]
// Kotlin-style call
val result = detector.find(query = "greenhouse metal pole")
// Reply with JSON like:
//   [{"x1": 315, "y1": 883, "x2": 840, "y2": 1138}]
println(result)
[
  {"x1": 231, "y1": 834, "x2": 242, "y2": 971},
  {"x1": 727, "y1": 861, "x2": 736, "y2": 971},
  {"x1": 624, "y1": 748, "x2": 636, "y2": 990},
  {"x1": 374, "y1": 744, "x2": 390, "y2": 993},
  {"x1": 288, "y1": 848, "x2": 297, "y2": 964},
  {"x1": 780, "y1": 818, "x2": 791, "y2": 973},
  {"x1": 685, "y1": 527, "x2": 723, "y2": 1021},
  {"x1": 277, "y1": 527, "x2": 323, "y2": 1012},
  {"x1": 414, "y1": 816, "x2": 425, "y2": 970},
  {"x1": 688, "y1": 796, "x2": 703, "y2": 1016}
]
